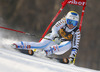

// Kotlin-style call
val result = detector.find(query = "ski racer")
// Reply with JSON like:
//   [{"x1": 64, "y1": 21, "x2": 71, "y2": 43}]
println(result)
[{"x1": 12, "y1": 11, "x2": 81, "y2": 64}]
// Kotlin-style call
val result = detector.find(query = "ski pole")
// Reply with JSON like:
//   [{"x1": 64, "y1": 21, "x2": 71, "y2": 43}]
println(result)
[{"x1": 0, "y1": 26, "x2": 34, "y2": 36}]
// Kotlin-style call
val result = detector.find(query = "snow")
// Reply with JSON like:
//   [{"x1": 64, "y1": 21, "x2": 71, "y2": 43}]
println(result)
[
  {"x1": 0, "y1": 16, "x2": 99, "y2": 72},
  {"x1": 0, "y1": 48, "x2": 99, "y2": 72}
]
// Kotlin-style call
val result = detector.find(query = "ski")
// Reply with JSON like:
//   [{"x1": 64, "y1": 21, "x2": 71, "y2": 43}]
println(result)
[
  {"x1": 14, "y1": 48, "x2": 34, "y2": 55},
  {"x1": 13, "y1": 48, "x2": 70, "y2": 64}
]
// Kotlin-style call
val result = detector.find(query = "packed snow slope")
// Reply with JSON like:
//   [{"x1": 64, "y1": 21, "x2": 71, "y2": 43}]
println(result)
[{"x1": 0, "y1": 48, "x2": 99, "y2": 72}]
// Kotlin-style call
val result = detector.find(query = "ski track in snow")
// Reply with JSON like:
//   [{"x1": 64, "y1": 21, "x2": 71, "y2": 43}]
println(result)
[{"x1": 0, "y1": 48, "x2": 99, "y2": 72}]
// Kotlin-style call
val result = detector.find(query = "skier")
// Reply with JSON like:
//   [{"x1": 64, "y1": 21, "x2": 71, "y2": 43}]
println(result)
[{"x1": 12, "y1": 11, "x2": 81, "y2": 64}]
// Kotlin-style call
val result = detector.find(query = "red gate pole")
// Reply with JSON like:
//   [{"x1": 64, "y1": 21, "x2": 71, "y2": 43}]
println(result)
[
  {"x1": 39, "y1": 0, "x2": 68, "y2": 42},
  {"x1": 79, "y1": 6, "x2": 86, "y2": 32}
]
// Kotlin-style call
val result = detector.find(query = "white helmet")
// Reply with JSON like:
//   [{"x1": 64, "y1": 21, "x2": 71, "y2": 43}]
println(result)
[{"x1": 65, "y1": 11, "x2": 79, "y2": 26}]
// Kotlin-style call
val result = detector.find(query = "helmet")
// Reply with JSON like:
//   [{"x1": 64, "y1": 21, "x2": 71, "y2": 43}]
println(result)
[{"x1": 65, "y1": 11, "x2": 79, "y2": 26}]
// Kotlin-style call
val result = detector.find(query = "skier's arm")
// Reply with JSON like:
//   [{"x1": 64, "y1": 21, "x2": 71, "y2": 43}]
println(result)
[
  {"x1": 69, "y1": 29, "x2": 81, "y2": 63},
  {"x1": 72, "y1": 29, "x2": 81, "y2": 50},
  {"x1": 51, "y1": 19, "x2": 66, "y2": 38}
]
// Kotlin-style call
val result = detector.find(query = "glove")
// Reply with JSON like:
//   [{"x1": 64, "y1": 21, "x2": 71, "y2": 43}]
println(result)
[
  {"x1": 52, "y1": 33, "x2": 61, "y2": 44},
  {"x1": 68, "y1": 57, "x2": 75, "y2": 64},
  {"x1": 68, "y1": 48, "x2": 78, "y2": 64},
  {"x1": 54, "y1": 38, "x2": 61, "y2": 44}
]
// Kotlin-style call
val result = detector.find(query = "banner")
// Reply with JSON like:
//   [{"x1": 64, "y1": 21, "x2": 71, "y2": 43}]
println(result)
[{"x1": 67, "y1": 0, "x2": 86, "y2": 6}]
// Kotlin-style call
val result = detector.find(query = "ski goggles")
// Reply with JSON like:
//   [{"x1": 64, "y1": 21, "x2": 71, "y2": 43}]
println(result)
[{"x1": 66, "y1": 19, "x2": 78, "y2": 26}]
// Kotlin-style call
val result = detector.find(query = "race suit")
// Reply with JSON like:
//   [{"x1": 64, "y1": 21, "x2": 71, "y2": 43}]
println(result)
[{"x1": 14, "y1": 18, "x2": 81, "y2": 57}]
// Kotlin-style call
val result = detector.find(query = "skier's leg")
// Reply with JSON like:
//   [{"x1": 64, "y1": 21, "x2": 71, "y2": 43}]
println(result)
[
  {"x1": 12, "y1": 39, "x2": 52, "y2": 49},
  {"x1": 44, "y1": 41, "x2": 71, "y2": 55},
  {"x1": 12, "y1": 33, "x2": 56, "y2": 49}
]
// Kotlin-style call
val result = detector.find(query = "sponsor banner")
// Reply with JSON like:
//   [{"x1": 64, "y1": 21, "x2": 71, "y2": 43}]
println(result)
[{"x1": 67, "y1": 0, "x2": 86, "y2": 6}]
